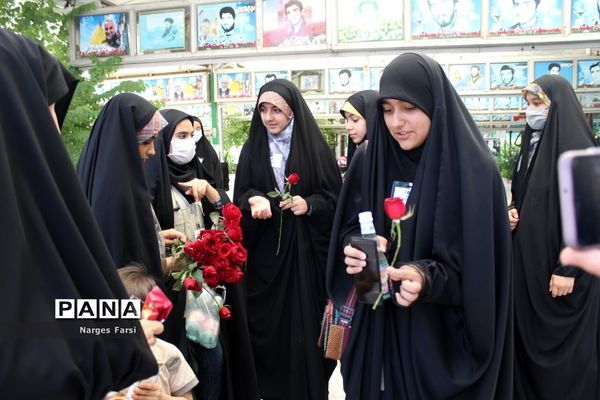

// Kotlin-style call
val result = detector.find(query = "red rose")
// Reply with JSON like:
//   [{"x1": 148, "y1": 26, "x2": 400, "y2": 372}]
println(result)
[
  {"x1": 217, "y1": 242, "x2": 233, "y2": 259},
  {"x1": 287, "y1": 173, "x2": 300, "y2": 185},
  {"x1": 225, "y1": 224, "x2": 243, "y2": 243},
  {"x1": 222, "y1": 203, "x2": 242, "y2": 223},
  {"x1": 229, "y1": 243, "x2": 248, "y2": 265},
  {"x1": 219, "y1": 306, "x2": 232, "y2": 320},
  {"x1": 183, "y1": 277, "x2": 201, "y2": 292},
  {"x1": 383, "y1": 197, "x2": 406, "y2": 221},
  {"x1": 220, "y1": 266, "x2": 244, "y2": 284},
  {"x1": 202, "y1": 266, "x2": 220, "y2": 288}
]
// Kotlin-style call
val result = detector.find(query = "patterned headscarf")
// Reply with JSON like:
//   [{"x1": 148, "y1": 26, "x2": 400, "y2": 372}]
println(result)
[
  {"x1": 522, "y1": 82, "x2": 551, "y2": 107},
  {"x1": 258, "y1": 91, "x2": 294, "y2": 118},
  {"x1": 137, "y1": 111, "x2": 168, "y2": 143}
]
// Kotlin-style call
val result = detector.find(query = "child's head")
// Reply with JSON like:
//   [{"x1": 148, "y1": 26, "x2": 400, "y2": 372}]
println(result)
[{"x1": 118, "y1": 263, "x2": 157, "y2": 301}]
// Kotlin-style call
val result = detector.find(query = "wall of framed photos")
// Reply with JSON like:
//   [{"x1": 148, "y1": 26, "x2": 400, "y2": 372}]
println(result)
[{"x1": 77, "y1": 0, "x2": 600, "y2": 157}]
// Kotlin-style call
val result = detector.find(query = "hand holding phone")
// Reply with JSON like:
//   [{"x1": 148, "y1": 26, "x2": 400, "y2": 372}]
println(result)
[
  {"x1": 558, "y1": 147, "x2": 600, "y2": 248},
  {"x1": 350, "y1": 236, "x2": 382, "y2": 304}
]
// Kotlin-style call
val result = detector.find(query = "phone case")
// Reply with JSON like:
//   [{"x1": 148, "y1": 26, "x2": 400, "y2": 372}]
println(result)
[
  {"x1": 350, "y1": 236, "x2": 382, "y2": 304},
  {"x1": 558, "y1": 148, "x2": 600, "y2": 248}
]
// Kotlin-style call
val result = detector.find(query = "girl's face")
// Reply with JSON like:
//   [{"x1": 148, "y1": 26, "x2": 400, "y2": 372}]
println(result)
[
  {"x1": 259, "y1": 102, "x2": 290, "y2": 134},
  {"x1": 169, "y1": 119, "x2": 194, "y2": 153},
  {"x1": 138, "y1": 137, "x2": 156, "y2": 161},
  {"x1": 382, "y1": 99, "x2": 431, "y2": 150},
  {"x1": 525, "y1": 92, "x2": 548, "y2": 114},
  {"x1": 343, "y1": 111, "x2": 367, "y2": 144}
]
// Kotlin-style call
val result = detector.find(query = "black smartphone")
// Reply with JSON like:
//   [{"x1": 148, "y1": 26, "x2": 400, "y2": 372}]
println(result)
[
  {"x1": 350, "y1": 236, "x2": 382, "y2": 304},
  {"x1": 558, "y1": 148, "x2": 600, "y2": 248}
]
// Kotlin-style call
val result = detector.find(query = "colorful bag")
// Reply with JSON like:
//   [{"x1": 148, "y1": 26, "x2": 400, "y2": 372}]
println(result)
[{"x1": 318, "y1": 288, "x2": 356, "y2": 360}]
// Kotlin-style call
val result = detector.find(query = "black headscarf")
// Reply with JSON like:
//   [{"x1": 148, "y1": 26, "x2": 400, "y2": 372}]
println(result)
[
  {"x1": 234, "y1": 79, "x2": 341, "y2": 399},
  {"x1": 144, "y1": 109, "x2": 228, "y2": 230},
  {"x1": 193, "y1": 115, "x2": 224, "y2": 190},
  {"x1": 327, "y1": 53, "x2": 512, "y2": 399},
  {"x1": 340, "y1": 90, "x2": 379, "y2": 164},
  {"x1": 0, "y1": 29, "x2": 156, "y2": 398},
  {"x1": 510, "y1": 75, "x2": 600, "y2": 399},
  {"x1": 77, "y1": 93, "x2": 164, "y2": 281}
]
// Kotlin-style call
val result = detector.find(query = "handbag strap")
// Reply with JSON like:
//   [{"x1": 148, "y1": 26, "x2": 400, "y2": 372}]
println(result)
[{"x1": 338, "y1": 287, "x2": 357, "y2": 327}]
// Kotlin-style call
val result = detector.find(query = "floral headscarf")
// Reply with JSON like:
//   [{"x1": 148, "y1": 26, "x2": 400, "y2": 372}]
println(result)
[{"x1": 522, "y1": 82, "x2": 551, "y2": 107}]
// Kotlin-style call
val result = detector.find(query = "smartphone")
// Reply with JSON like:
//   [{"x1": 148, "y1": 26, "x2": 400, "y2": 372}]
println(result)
[
  {"x1": 350, "y1": 236, "x2": 381, "y2": 304},
  {"x1": 558, "y1": 147, "x2": 600, "y2": 248}
]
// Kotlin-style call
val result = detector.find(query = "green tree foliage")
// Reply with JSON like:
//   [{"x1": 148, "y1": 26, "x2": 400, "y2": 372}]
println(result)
[
  {"x1": 1, "y1": 0, "x2": 145, "y2": 162},
  {"x1": 222, "y1": 116, "x2": 251, "y2": 170},
  {"x1": 497, "y1": 140, "x2": 520, "y2": 180}
]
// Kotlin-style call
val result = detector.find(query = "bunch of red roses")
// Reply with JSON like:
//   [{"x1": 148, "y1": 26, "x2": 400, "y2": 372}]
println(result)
[{"x1": 171, "y1": 203, "x2": 246, "y2": 320}]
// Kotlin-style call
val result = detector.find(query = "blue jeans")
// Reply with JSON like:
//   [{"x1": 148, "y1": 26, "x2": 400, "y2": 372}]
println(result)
[{"x1": 189, "y1": 339, "x2": 223, "y2": 400}]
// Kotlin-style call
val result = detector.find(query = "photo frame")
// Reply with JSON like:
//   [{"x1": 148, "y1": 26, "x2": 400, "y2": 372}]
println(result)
[
  {"x1": 328, "y1": 67, "x2": 364, "y2": 94},
  {"x1": 490, "y1": 62, "x2": 527, "y2": 90},
  {"x1": 140, "y1": 77, "x2": 172, "y2": 102},
  {"x1": 448, "y1": 63, "x2": 487, "y2": 91},
  {"x1": 337, "y1": 0, "x2": 403, "y2": 43},
  {"x1": 369, "y1": 67, "x2": 384, "y2": 90},
  {"x1": 306, "y1": 100, "x2": 329, "y2": 114},
  {"x1": 292, "y1": 70, "x2": 325, "y2": 94},
  {"x1": 571, "y1": 0, "x2": 600, "y2": 33},
  {"x1": 489, "y1": 0, "x2": 562, "y2": 36},
  {"x1": 492, "y1": 96, "x2": 523, "y2": 110},
  {"x1": 216, "y1": 72, "x2": 252, "y2": 99},
  {"x1": 77, "y1": 13, "x2": 129, "y2": 57},
  {"x1": 411, "y1": 0, "x2": 481, "y2": 39},
  {"x1": 254, "y1": 71, "x2": 289, "y2": 95},
  {"x1": 170, "y1": 74, "x2": 207, "y2": 102},
  {"x1": 578, "y1": 93, "x2": 600, "y2": 108},
  {"x1": 197, "y1": 2, "x2": 257, "y2": 50},
  {"x1": 462, "y1": 96, "x2": 490, "y2": 111},
  {"x1": 533, "y1": 61, "x2": 574, "y2": 84},
  {"x1": 138, "y1": 9, "x2": 187, "y2": 53},
  {"x1": 577, "y1": 60, "x2": 600, "y2": 88},
  {"x1": 262, "y1": 0, "x2": 327, "y2": 47}
]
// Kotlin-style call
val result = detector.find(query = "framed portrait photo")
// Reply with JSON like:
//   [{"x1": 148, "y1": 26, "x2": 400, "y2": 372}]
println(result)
[
  {"x1": 170, "y1": 74, "x2": 207, "y2": 102},
  {"x1": 197, "y1": 1, "x2": 257, "y2": 50},
  {"x1": 577, "y1": 60, "x2": 600, "y2": 88},
  {"x1": 262, "y1": 0, "x2": 327, "y2": 47},
  {"x1": 411, "y1": 0, "x2": 481, "y2": 39},
  {"x1": 140, "y1": 77, "x2": 172, "y2": 102},
  {"x1": 577, "y1": 93, "x2": 600, "y2": 109},
  {"x1": 337, "y1": 0, "x2": 403, "y2": 43},
  {"x1": 77, "y1": 13, "x2": 129, "y2": 57},
  {"x1": 138, "y1": 9, "x2": 187, "y2": 53},
  {"x1": 533, "y1": 61, "x2": 573, "y2": 84},
  {"x1": 254, "y1": 71, "x2": 289, "y2": 95},
  {"x1": 572, "y1": 0, "x2": 600, "y2": 33},
  {"x1": 368, "y1": 67, "x2": 384, "y2": 90},
  {"x1": 489, "y1": 0, "x2": 562, "y2": 36},
  {"x1": 490, "y1": 62, "x2": 528, "y2": 90},
  {"x1": 492, "y1": 95, "x2": 523, "y2": 110},
  {"x1": 462, "y1": 96, "x2": 490, "y2": 111},
  {"x1": 292, "y1": 70, "x2": 324, "y2": 94},
  {"x1": 328, "y1": 67, "x2": 364, "y2": 94},
  {"x1": 448, "y1": 63, "x2": 487, "y2": 91},
  {"x1": 216, "y1": 72, "x2": 252, "y2": 99}
]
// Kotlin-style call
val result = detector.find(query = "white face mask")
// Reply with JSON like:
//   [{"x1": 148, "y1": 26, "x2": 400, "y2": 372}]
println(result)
[
  {"x1": 168, "y1": 138, "x2": 196, "y2": 165},
  {"x1": 526, "y1": 107, "x2": 548, "y2": 131}
]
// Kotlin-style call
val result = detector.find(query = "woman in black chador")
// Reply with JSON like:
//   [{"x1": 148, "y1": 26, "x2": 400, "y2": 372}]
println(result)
[
  {"x1": 327, "y1": 53, "x2": 513, "y2": 399},
  {"x1": 234, "y1": 79, "x2": 341, "y2": 399},
  {"x1": 509, "y1": 75, "x2": 600, "y2": 399},
  {"x1": 341, "y1": 89, "x2": 378, "y2": 165},
  {"x1": 143, "y1": 109, "x2": 260, "y2": 400},
  {"x1": 0, "y1": 29, "x2": 157, "y2": 398}
]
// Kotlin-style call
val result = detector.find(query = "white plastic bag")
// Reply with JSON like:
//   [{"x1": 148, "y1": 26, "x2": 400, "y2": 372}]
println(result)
[{"x1": 184, "y1": 287, "x2": 221, "y2": 348}]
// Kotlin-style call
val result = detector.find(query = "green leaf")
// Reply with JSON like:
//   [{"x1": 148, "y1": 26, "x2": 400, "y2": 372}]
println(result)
[
  {"x1": 171, "y1": 271, "x2": 182, "y2": 280},
  {"x1": 172, "y1": 279, "x2": 183, "y2": 291},
  {"x1": 266, "y1": 191, "x2": 281, "y2": 198},
  {"x1": 210, "y1": 211, "x2": 221, "y2": 226},
  {"x1": 281, "y1": 193, "x2": 291, "y2": 200}
]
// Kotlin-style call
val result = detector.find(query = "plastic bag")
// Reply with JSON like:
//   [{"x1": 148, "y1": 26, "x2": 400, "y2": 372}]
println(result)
[{"x1": 184, "y1": 287, "x2": 221, "y2": 348}]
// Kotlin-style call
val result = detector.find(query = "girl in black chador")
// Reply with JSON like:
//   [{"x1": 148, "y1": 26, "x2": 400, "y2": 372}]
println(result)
[
  {"x1": 328, "y1": 53, "x2": 513, "y2": 399},
  {"x1": 234, "y1": 79, "x2": 341, "y2": 399},
  {"x1": 509, "y1": 75, "x2": 600, "y2": 399}
]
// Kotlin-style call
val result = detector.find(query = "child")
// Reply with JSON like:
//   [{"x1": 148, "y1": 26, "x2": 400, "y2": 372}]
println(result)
[{"x1": 117, "y1": 264, "x2": 198, "y2": 400}]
